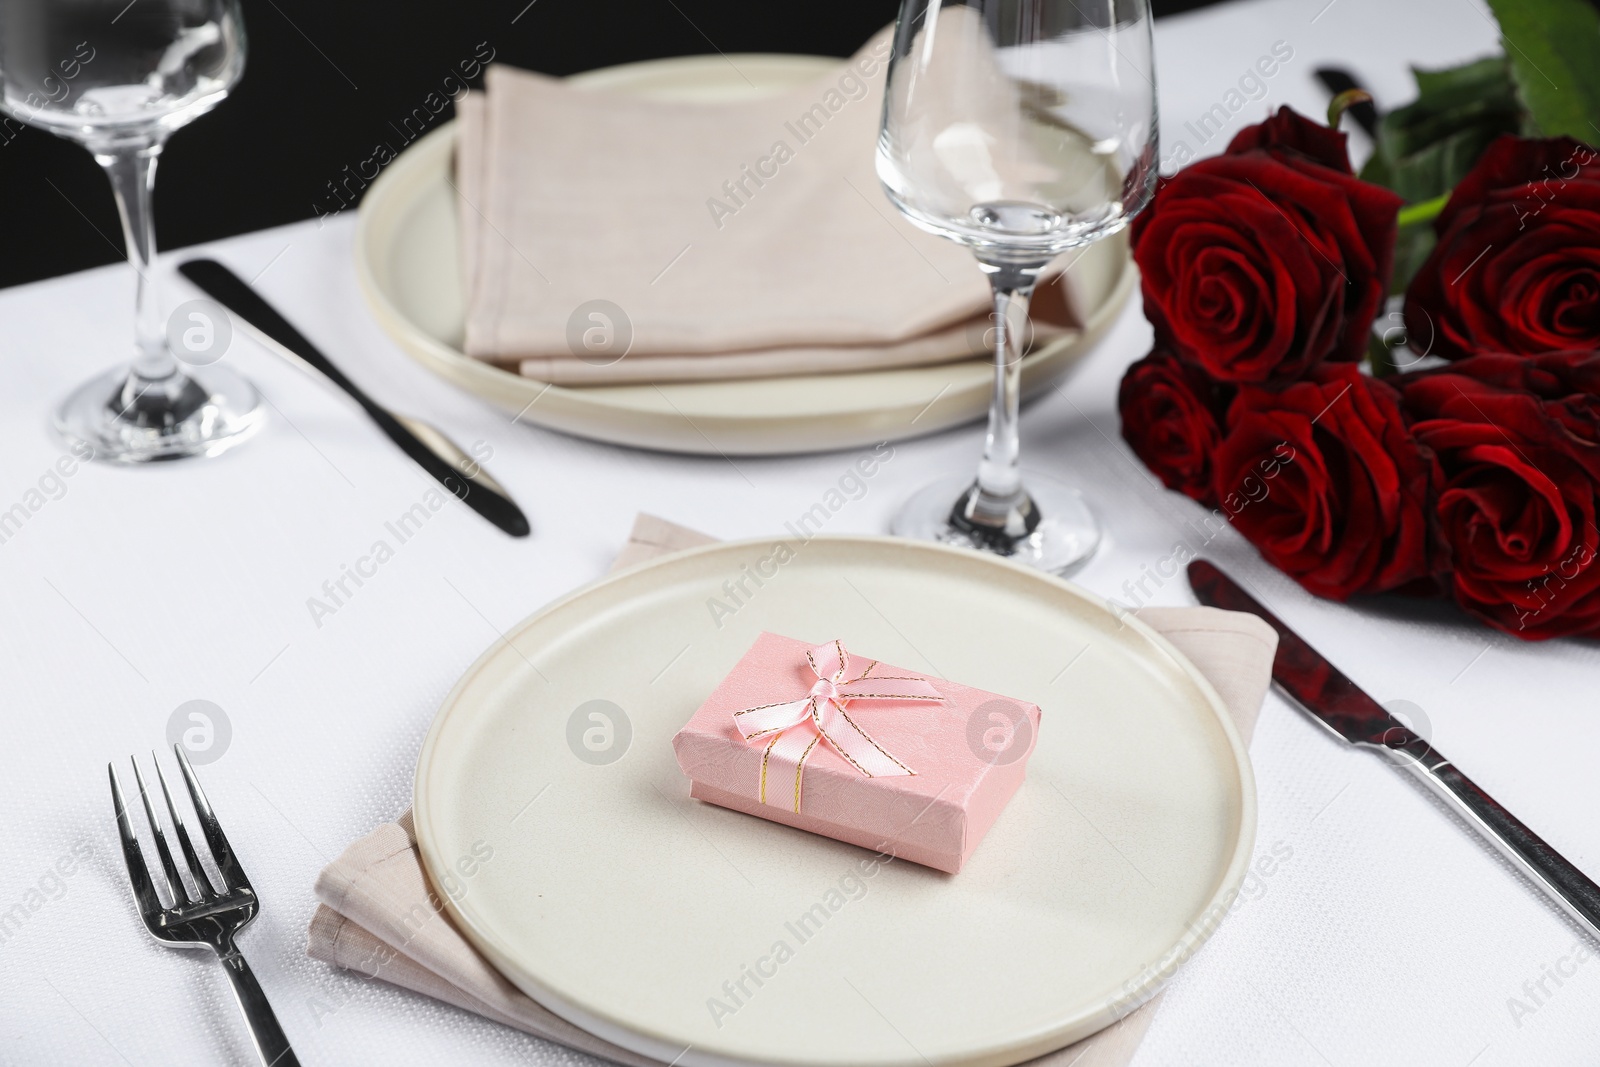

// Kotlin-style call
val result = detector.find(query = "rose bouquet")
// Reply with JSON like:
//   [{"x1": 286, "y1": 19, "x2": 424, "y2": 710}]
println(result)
[{"x1": 1117, "y1": 0, "x2": 1600, "y2": 639}]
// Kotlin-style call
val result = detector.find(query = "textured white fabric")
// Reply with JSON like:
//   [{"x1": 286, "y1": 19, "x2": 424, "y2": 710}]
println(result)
[{"x1": 4, "y1": 1, "x2": 1596, "y2": 1065}]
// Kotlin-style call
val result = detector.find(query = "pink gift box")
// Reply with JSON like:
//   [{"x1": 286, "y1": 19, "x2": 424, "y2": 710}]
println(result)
[{"x1": 671, "y1": 632, "x2": 1041, "y2": 873}]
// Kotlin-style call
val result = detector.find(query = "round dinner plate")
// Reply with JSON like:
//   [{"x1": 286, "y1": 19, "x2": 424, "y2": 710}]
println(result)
[
  {"x1": 414, "y1": 537, "x2": 1255, "y2": 1067},
  {"x1": 354, "y1": 55, "x2": 1136, "y2": 455}
]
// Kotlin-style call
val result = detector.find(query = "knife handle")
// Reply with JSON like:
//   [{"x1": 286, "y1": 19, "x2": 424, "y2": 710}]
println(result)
[
  {"x1": 177, "y1": 259, "x2": 372, "y2": 410},
  {"x1": 1381, "y1": 741, "x2": 1600, "y2": 941},
  {"x1": 177, "y1": 257, "x2": 532, "y2": 538}
]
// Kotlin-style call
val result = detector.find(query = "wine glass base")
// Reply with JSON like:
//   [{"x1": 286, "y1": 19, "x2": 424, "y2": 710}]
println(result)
[
  {"x1": 891, "y1": 471, "x2": 1101, "y2": 576},
  {"x1": 54, "y1": 363, "x2": 265, "y2": 464}
]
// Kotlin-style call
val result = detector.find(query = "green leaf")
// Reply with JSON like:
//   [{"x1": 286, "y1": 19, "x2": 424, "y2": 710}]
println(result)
[
  {"x1": 1358, "y1": 57, "x2": 1524, "y2": 205},
  {"x1": 1413, "y1": 56, "x2": 1519, "y2": 103},
  {"x1": 1359, "y1": 58, "x2": 1519, "y2": 291},
  {"x1": 1486, "y1": 0, "x2": 1600, "y2": 141},
  {"x1": 1389, "y1": 225, "x2": 1437, "y2": 297}
]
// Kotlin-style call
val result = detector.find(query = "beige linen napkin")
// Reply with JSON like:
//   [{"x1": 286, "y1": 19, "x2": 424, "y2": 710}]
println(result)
[
  {"x1": 307, "y1": 514, "x2": 1277, "y2": 1066},
  {"x1": 454, "y1": 29, "x2": 1087, "y2": 385}
]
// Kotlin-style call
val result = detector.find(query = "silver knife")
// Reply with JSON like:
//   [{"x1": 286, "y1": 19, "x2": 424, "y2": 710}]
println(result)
[
  {"x1": 177, "y1": 258, "x2": 530, "y2": 538},
  {"x1": 1188, "y1": 559, "x2": 1600, "y2": 942}
]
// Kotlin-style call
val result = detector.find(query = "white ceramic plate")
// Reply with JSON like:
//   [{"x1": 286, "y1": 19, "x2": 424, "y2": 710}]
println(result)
[
  {"x1": 414, "y1": 537, "x2": 1255, "y2": 1067},
  {"x1": 354, "y1": 55, "x2": 1136, "y2": 455}
]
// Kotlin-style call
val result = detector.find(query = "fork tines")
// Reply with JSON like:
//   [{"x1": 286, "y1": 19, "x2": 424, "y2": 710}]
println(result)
[{"x1": 109, "y1": 745, "x2": 249, "y2": 914}]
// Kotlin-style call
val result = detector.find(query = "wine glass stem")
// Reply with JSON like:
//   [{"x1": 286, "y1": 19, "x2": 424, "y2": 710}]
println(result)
[
  {"x1": 972, "y1": 261, "x2": 1044, "y2": 519},
  {"x1": 95, "y1": 142, "x2": 176, "y2": 386}
]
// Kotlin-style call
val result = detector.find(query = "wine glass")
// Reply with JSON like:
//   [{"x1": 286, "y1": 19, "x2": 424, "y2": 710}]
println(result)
[
  {"x1": 0, "y1": 0, "x2": 259, "y2": 463},
  {"x1": 878, "y1": 0, "x2": 1157, "y2": 572}
]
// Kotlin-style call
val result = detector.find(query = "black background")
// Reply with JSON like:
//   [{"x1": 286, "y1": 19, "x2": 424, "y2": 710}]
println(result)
[{"x1": 0, "y1": 0, "x2": 1223, "y2": 290}]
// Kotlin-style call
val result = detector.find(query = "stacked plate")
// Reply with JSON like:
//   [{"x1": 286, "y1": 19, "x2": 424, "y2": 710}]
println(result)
[{"x1": 353, "y1": 54, "x2": 1136, "y2": 456}]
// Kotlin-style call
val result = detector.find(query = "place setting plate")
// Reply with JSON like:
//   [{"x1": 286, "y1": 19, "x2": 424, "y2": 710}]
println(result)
[
  {"x1": 354, "y1": 54, "x2": 1136, "y2": 456},
  {"x1": 413, "y1": 536, "x2": 1254, "y2": 1067}
]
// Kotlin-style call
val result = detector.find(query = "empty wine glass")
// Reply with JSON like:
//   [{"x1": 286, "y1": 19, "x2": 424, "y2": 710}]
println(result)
[
  {"x1": 0, "y1": 0, "x2": 258, "y2": 463},
  {"x1": 878, "y1": 0, "x2": 1157, "y2": 572}
]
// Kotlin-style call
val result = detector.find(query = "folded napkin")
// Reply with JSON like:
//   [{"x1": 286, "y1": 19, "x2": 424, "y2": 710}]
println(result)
[
  {"x1": 308, "y1": 514, "x2": 1278, "y2": 1066},
  {"x1": 454, "y1": 30, "x2": 1088, "y2": 384}
]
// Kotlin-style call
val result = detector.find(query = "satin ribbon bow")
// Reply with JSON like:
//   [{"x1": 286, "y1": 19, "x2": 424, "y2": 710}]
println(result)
[{"x1": 731, "y1": 640, "x2": 943, "y2": 813}]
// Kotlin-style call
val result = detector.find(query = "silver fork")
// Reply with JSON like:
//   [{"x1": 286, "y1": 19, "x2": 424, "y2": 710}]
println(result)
[{"x1": 109, "y1": 745, "x2": 301, "y2": 1067}]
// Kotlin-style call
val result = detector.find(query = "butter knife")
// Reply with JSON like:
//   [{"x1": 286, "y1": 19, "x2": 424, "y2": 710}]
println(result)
[
  {"x1": 178, "y1": 258, "x2": 530, "y2": 538},
  {"x1": 1188, "y1": 559, "x2": 1600, "y2": 941}
]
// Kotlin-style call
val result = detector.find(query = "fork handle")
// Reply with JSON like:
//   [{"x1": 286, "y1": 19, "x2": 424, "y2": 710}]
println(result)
[{"x1": 219, "y1": 949, "x2": 301, "y2": 1067}]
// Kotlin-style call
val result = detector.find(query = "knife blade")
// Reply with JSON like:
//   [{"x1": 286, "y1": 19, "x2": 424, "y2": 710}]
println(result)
[
  {"x1": 178, "y1": 258, "x2": 530, "y2": 538},
  {"x1": 1188, "y1": 559, "x2": 1600, "y2": 942}
]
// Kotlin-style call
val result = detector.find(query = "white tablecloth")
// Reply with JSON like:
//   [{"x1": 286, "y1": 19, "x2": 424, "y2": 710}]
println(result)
[{"x1": 3, "y1": 0, "x2": 1596, "y2": 1063}]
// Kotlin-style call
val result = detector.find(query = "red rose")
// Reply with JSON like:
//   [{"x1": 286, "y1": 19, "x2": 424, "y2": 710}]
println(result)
[
  {"x1": 1132, "y1": 107, "x2": 1403, "y2": 383},
  {"x1": 1118, "y1": 348, "x2": 1232, "y2": 503},
  {"x1": 1212, "y1": 364, "x2": 1440, "y2": 600},
  {"x1": 1400, "y1": 370, "x2": 1600, "y2": 638},
  {"x1": 1429, "y1": 349, "x2": 1600, "y2": 455},
  {"x1": 1404, "y1": 136, "x2": 1600, "y2": 359}
]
